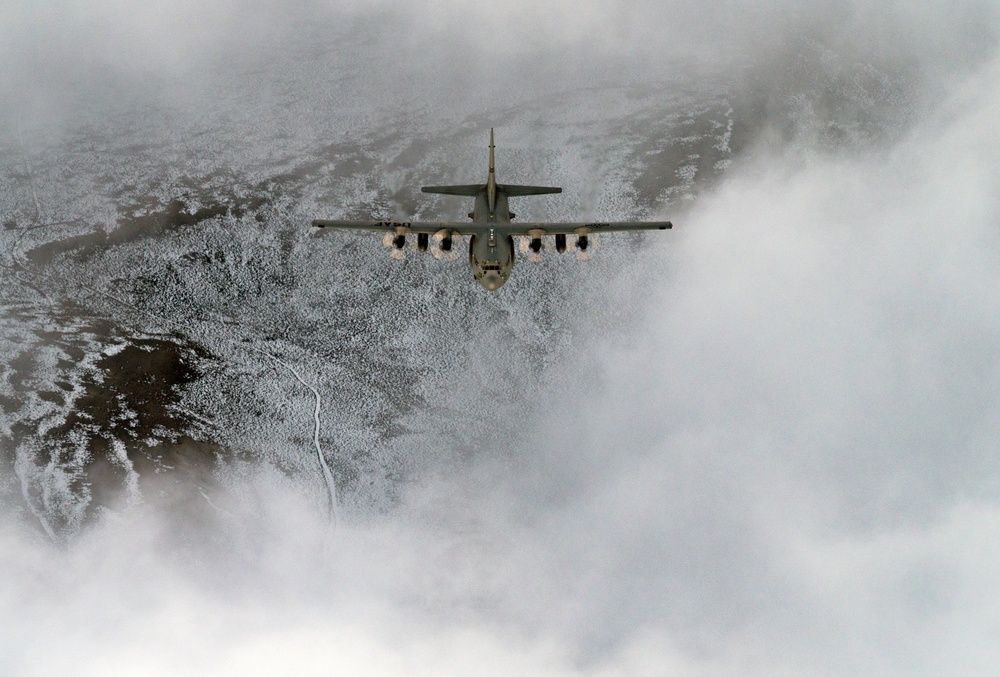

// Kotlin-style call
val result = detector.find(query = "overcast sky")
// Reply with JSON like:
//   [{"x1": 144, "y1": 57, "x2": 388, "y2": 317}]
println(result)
[{"x1": 3, "y1": 1, "x2": 1000, "y2": 675}]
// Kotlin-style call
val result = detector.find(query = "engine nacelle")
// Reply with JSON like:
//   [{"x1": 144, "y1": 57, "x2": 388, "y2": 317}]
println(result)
[
  {"x1": 430, "y1": 229, "x2": 462, "y2": 261},
  {"x1": 392, "y1": 233, "x2": 406, "y2": 249},
  {"x1": 576, "y1": 234, "x2": 589, "y2": 252},
  {"x1": 529, "y1": 237, "x2": 542, "y2": 253},
  {"x1": 555, "y1": 233, "x2": 567, "y2": 253},
  {"x1": 417, "y1": 232, "x2": 429, "y2": 252}
]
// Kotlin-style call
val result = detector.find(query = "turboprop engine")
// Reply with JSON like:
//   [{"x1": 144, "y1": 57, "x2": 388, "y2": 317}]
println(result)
[
  {"x1": 517, "y1": 231, "x2": 598, "y2": 262},
  {"x1": 430, "y1": 229, "x2": 462, "y2": 261},
  {"x1": 382, "y1": 229, "x2": 408, "y2": 260},
  {"x1": 381, "y1": 228, "x2": 463, "y2": 260},
  {"x1": 517, "y1": 229, "x2": 548, "y2": 263},
  {"x1": 571, "y1": 232, "x2": 599, "y2": 260}
]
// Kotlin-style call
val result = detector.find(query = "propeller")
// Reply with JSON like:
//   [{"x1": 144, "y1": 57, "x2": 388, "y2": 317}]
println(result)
[
  {"x1": 569, "y1": 233, "x2": 601, "y2": 261},
  {"x1": 382, "y1": 230, "x2": 408, "y2": 260},
  {"x1": 519, "y1": 229, "x2": 549, "y2": 263},
  {"x1": 430, "y1": 229, "x2": 463, "y2": 261},
  {"x1": 517, "y1": 235, "x2": 546, "y2": 263}
]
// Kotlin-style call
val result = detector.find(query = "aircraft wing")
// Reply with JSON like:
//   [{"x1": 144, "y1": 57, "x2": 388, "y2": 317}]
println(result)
[
  {"x1": 312, "y1": 220, "x2": 474, "y2": 234},
  {"x1": 492, "y1": 221, "x2": 672, "y2": 235},
  {"x1": 311, "y1": 220, "x2": 672, "y2": 235}
]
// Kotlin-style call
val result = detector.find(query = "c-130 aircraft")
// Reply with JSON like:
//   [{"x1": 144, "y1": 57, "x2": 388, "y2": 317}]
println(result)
[{"x1": 312, "y1": 129, "x2": 672, "y2": 291}]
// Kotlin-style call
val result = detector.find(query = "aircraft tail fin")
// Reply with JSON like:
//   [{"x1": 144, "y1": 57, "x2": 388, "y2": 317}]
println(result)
[
  {"x1": 501, "y1": 184, "x2": 562, "y2": 197},
  {"x1": 421, "y1": 184, "x2": 484, "y2": 196},
  {"x1": 420, "y1": 129, "x2": 561, "y2": 199}
]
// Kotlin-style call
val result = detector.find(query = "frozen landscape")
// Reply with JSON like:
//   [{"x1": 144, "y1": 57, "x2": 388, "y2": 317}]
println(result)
[{"x1": 2, "y1": 2, "x2": 1000, "y2": 674}]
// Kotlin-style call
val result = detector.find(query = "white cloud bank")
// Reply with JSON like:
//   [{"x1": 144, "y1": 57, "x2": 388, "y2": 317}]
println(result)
[{"x1": 1, "y1": 0, "x2": 995, "y2": 137}]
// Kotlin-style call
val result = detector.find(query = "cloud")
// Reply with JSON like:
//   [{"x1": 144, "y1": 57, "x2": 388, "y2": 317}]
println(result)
[
  {"x1": 2, "y1": 1, "x2": 1000, "y2": 675},
  {"x1": 2, "y1": 0, "x2": 995, "y2": 142},
  {"x1": 513, "y1": 48, "x2": 1000, "y2": 670}
]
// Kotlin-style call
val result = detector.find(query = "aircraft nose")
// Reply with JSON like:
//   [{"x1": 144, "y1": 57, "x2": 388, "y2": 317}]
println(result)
[{"x1": 479, "y1": 272, "x2": 505, "y2": 291}]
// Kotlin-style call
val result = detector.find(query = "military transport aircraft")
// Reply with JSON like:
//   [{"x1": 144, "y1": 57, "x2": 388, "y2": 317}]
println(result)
[{"x1": 312, "y1": 129, "x2": 672, "y2": 291}]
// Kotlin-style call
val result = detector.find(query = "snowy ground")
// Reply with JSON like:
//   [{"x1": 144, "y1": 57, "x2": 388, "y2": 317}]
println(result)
[{"x1": 0, "y1": 33, "x2": 906, "y2": 537}]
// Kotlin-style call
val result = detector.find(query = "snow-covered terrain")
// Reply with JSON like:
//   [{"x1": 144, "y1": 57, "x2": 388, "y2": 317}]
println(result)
[{"x1": 1, "y1": 29, "x2": 912, "y2": 536}]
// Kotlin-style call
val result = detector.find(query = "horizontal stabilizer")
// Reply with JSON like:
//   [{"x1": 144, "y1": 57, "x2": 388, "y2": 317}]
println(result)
[
  {"x1": 501, "y1": 184, "x2": 562, "y2": 196},
  {"x1": 421, "y1": 184, "x2": 484, "y2": 196}
]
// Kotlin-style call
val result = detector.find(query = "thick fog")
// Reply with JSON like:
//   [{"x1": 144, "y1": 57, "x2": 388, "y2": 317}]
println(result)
[
  {"x1": 3, "y1": 1, "x2": 1000, "y2": 675},
  {"x1": 2, "y1": 0, "x2": 995, "y2": 138}
]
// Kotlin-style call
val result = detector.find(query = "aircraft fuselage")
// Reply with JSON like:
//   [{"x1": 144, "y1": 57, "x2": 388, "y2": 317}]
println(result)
[{"x1": 468, "y1": 191, "x2": 515, "y2": 291}]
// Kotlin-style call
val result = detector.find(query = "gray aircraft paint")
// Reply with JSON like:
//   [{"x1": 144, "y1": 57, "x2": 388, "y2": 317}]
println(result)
[{"x1": 313, "y1": 129, "x2": 672, "y2": 291}]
